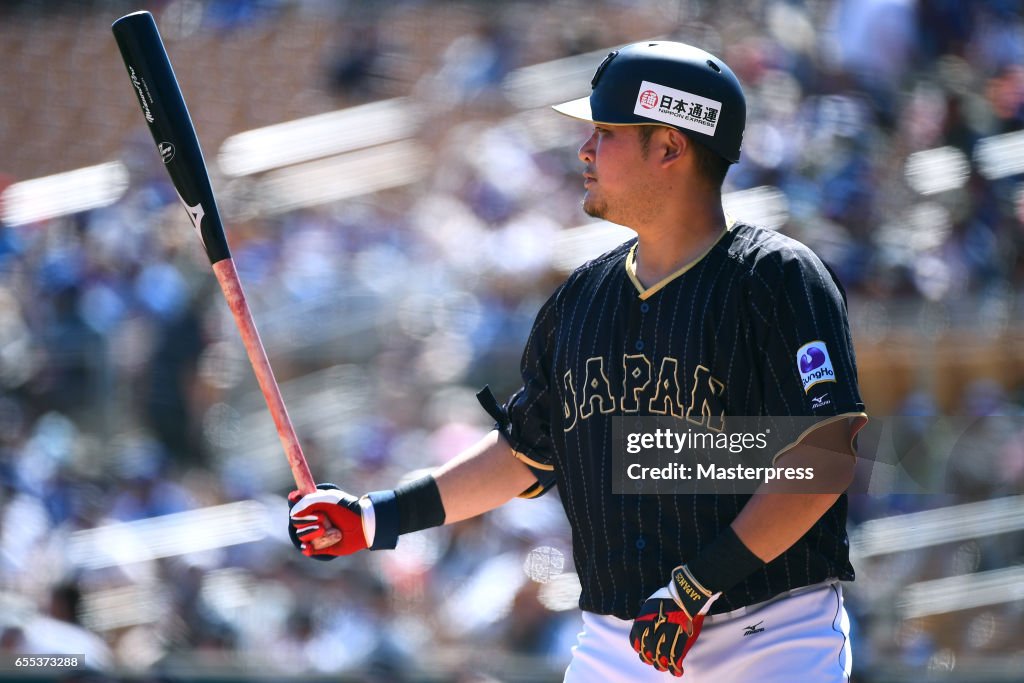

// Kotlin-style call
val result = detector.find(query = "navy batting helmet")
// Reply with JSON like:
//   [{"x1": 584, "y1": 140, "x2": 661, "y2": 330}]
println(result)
[{"x1": 553, "y1": 41, "x2": 746, "y2": 163}]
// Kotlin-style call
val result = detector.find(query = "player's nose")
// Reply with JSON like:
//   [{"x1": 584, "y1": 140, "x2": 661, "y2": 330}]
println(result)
[{"x1": 578, "y1": 131, "x2": 597, "y2": 163}]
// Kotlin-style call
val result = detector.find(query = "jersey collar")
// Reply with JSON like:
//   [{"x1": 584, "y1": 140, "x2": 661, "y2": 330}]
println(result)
[{"x1": 625, "y1": 216, "x2": 735, "y2": 300}]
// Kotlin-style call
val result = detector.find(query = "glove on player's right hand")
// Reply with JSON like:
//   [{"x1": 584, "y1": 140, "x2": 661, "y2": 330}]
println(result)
[{"x1": 288, "y1": 484, "x2": 367, "y2": 559}]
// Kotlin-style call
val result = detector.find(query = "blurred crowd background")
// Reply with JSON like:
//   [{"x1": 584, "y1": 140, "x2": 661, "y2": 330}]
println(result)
[{"x1": 1, "y1": 0, "x2": 1023, "y2": 681}]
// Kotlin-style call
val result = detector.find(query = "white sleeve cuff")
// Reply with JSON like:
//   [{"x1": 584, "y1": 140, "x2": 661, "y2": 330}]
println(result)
[{"x1": 359, "y1": 496, "x2": 376, "y2": 546}]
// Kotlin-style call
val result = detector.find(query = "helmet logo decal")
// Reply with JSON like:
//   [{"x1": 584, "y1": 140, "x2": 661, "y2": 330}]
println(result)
[
  {"x1": 632, "y1": 80, "x2": 722, "y2": 136},
  {"x1": 591, "y1": 50, "x2": 618, "y2": 88}
]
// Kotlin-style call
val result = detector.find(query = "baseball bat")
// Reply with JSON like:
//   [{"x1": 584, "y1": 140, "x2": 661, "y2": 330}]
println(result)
[{"x1": 111, "y1": 11, "x2": 340, "y2": 547}]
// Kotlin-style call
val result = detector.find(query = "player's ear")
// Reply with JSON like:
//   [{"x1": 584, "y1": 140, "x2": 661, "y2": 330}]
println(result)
[{"x1": 657, "y1": 128, "x2": 688, "y2": 167}]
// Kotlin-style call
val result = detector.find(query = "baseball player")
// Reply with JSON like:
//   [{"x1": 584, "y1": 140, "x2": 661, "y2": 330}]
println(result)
[{"x1": 289, "y1": 41, "x2": 868, "y2": 681}]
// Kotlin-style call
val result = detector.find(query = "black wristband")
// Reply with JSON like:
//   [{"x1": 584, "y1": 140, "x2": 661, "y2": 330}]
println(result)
[
  {"x1": 366, "y1": 475, "x2": 446, "y2": 550},
  {"x1": 685, "y1": 527, "x2": 764, "y2": 594},
  {"x1": 395, "y1": 475, "x2": 446, "y2": 535}
]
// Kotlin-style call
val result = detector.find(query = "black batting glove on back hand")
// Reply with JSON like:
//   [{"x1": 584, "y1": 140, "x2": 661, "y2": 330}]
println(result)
[
  {"x1": 287, "y1": 483, "x2": 367, "y2": 561},
  {"x1": 629, "y1": 565, "x2": 719, "y2": 677}
]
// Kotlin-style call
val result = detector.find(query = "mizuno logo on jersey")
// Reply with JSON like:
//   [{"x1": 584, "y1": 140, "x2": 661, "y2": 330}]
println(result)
[
  {"x1": 797, "y1": 341, "x2": 836, "y2": 393},
  {"x1": 810, "y1": 394, "x2": 831, "y2": 409}
]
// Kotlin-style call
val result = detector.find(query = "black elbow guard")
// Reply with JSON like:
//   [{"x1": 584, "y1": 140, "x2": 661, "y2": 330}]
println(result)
[{"x1": 476, "y1": 384, "x2": 557, "y2": 498}]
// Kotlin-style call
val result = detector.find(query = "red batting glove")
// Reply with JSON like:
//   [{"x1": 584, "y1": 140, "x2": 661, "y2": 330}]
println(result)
[
  {"x1": 287, "y1": 484, "x2": 367, "y2": 559},
  {"x1": 629, "y1": 565, "x2": 719, "y2": 677}
]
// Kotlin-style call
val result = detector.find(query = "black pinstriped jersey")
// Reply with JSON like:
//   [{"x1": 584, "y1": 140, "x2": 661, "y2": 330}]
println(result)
[{"x1": 502, "y1": 221, "x2": 867, "y2": 619}]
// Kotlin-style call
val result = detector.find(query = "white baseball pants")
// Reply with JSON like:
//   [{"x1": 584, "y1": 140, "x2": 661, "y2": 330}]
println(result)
[{"x1": 563, "y1": 581, "x2": 852, "y2": 682}]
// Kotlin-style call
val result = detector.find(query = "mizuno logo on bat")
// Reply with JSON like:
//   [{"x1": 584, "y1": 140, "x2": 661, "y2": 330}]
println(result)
[{"x1": 179, "y1": 195, "x2": 205, "y2": 245}]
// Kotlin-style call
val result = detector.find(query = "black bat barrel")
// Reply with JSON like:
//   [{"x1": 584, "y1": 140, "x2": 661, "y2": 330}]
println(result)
[{"x1": 112, "y1": 11, "x2": 231, "y2": 264}]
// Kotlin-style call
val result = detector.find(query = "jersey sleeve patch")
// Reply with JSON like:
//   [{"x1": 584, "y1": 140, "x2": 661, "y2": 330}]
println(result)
[{"x1": 797, "y1": 341, "x2": 836, "y2": 393}]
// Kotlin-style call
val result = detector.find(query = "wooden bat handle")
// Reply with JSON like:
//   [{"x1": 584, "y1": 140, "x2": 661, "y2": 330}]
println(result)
[
  {"x1": 212, "y1": 259, "x2": 312, "y2": 490},
  {"x1": 211, "y1": 259, "x2": 342, "y2": 548}
]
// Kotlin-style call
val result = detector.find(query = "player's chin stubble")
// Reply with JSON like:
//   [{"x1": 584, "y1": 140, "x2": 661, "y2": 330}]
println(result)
[{"x1": 582, "y1": 193, "x2": 606, "y2": 219}]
